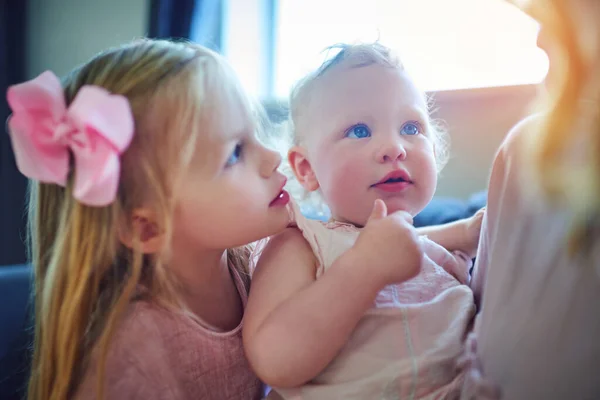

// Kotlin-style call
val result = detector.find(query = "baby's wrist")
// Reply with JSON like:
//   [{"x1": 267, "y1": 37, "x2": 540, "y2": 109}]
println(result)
[
  {"x1": 341, "y1": 246, "x2": 387, "y2": 291},
  {"x1": 462, "y1": 217, "x2": 478, "y2": 256}
]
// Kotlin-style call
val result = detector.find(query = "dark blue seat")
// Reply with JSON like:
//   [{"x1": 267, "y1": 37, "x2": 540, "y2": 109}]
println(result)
[
  {"x1": 0, "y1": 264, "x2": 33, "y2": 400},
  {"x1": 414, "y1": 191, "x2": 487, "y2": 228}
]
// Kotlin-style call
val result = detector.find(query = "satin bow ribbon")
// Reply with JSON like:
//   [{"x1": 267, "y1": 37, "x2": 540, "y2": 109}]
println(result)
[{"x1": 6, "y1": 71, "x2": 134, "y2": 206}]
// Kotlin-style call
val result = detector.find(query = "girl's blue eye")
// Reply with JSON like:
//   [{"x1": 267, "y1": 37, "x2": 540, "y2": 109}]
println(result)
[
  {"x1": 345, "y1": 124, "x2": 371, "y2": 139},
  {"x1": 401, "y1": 122, "x2": 421, "y2": 136},
  {"x1": 226, "y1": 143, "x2": 243, "y2": 167}
]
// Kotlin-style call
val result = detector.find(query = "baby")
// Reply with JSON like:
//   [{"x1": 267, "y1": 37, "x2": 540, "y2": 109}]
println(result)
[{"x1": 244, "y1": 43, "x2": 480, "y2": 399}]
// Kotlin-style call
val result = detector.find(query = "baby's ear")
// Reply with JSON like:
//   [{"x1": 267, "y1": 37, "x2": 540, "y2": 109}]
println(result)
[
  {"x1": 288, "y1": 146, "x2": 319, "y2": 192},
  {"x1": 118, "y1": 208, "x2": 165, "y2": 254}
]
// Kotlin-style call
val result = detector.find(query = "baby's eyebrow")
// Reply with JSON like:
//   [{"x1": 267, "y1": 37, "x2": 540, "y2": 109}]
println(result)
[{"x1": 400, "y1": 106, "x2": 429, "y2": 122}]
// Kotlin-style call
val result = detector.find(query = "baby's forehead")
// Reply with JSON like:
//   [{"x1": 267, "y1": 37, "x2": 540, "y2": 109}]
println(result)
[{"x1": 300, "y1": 64, "x2": 428, "y2": 122}]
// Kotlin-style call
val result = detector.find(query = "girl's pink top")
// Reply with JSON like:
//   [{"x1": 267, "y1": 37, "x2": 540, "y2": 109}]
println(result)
[{"x1": 74, "y1": 263, "x2": 263, "y2": 400}]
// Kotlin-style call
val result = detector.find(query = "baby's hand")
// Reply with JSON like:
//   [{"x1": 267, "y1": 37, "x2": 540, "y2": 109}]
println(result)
[
  {"x1": 465, "y1": 207, "x2": 485, "y2": 257},
  {"x1": 351, "y1": 199, "x2": 423, "y2": 286},
  {"x1": 422, "y1": 239, "x2": 471, "y2": 284}
]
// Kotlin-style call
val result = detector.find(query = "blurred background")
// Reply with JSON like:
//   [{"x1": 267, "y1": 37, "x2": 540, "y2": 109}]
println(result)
[{"x1": 1, "y1": 0, "x2": 547, "y2": 265}]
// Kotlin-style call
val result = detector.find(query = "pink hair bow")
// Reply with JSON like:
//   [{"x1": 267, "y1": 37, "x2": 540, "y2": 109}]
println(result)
[{"x1": 6, "y1": 71, "x2": 134, "y2": 206}]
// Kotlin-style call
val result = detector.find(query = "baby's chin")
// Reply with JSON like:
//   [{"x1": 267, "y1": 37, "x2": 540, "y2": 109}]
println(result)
[
  {"x1": 382, "y1": 194, "x2": 432, "y2": 217},
  {"x1": 333, "y1": 196, "x2": 424, "y2": 226}
]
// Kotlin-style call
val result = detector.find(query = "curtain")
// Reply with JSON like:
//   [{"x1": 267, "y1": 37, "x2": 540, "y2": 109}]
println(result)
[
  {"x1": 148, "y1": 0, "x2": 223, "y2": 51},
  {"x1": 0, "y1": 0, "x2": 28, "y2": 266}
]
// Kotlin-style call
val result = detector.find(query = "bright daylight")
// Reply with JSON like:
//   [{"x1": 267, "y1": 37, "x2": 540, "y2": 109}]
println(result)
[{"x1": 260, "y1": 0, "x2": 549, "y2": 95}]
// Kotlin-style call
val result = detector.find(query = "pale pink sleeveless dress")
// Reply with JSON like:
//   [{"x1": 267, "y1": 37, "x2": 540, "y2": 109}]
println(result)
[{"x1": 264, "y1": 203, "x2": 476, "y2": 399}]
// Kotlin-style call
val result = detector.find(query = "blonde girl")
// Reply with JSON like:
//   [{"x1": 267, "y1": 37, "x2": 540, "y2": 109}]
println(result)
[{"x1": 7, "y1": 38, "x2": 291, "y2": 400}]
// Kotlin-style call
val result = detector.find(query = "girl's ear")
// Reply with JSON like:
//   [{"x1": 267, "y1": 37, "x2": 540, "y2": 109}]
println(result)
[
  {"x1": 288, "y1": 146, "x2": 319, "y2": 192},
  {"x1": 118, "y1": 208, "x2": 164, "y2": 254}
]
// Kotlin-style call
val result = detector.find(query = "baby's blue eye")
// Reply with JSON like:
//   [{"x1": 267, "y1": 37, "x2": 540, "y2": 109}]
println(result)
[
  {"x1": 226, "y1": 143, "x2": 243, "y2": 167},
  {"x1": 346, "y1": 124, "x2": 371, "y2": 139},
  {"x1": 401, "y1": 122, "x2": 420, "y2": 136}
]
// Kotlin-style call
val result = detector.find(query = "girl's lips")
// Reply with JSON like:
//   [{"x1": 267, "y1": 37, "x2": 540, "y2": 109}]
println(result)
[{"x1": 269, "y1": 190, "x2": 290, "y2": 207}]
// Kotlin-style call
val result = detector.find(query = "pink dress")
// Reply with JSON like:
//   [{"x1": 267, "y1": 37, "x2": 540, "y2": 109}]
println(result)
[
  {"x1": 268, "y1": 204, "x2": 476, "y2": 399},
  {"x1": 74, "y1": 263, "x2": 263, "y2": 400},
  {"x1": 463, "y1": 117, "x2": 600, "y2": 399}
]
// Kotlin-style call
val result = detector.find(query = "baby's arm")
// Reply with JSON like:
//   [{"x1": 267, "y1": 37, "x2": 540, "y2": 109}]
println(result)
[
  {"x1": 243, "y1": 228, "x2": 384, "y2": 388},
  {"x1": 417, "y1": 208, "x2": 485, "y2": 258}
]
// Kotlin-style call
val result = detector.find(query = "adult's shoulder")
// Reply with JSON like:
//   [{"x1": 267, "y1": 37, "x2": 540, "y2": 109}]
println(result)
[{"x1": 501, "y1": 113, "x2": 544, "y2": 155}]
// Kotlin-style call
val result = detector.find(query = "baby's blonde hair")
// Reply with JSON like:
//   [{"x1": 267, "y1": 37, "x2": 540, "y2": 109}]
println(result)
[
  {"x1": 24, "y1": 39, "x2": 251, "y2": 400},
  {"x1": 279, "y1": 43, "x2": 448, "y2": 214},
  {"x1": 288, "y1": 42, "x2": 449, "y2": 170},
  {"x1": 515, "y1": 0, "x2": 600, "y2": 252}
]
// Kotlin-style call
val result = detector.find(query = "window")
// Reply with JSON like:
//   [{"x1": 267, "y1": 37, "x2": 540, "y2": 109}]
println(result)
[{"x1": 224, "y1": 0, "x2": 548, "y2": 98}]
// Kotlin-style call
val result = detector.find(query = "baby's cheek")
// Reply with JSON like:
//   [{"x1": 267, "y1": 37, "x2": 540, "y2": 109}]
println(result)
[
  {"x1": 414, "y1": 151, "x2": 438, "y2": 194},
  {"x1": 319, "y1": 165, "x2": 345, "y2": 203},
  {"x1": 325, "y1": 161, "x2": 368, "y2": 216}
]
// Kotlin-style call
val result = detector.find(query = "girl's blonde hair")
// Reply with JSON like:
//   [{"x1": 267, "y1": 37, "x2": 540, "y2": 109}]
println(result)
[
  {"x1": 24, "y1": 38, "x2": 251, "y2": 400},
  {"x1": 516, "y1": 0, "x2": 600, "y2": 252}
]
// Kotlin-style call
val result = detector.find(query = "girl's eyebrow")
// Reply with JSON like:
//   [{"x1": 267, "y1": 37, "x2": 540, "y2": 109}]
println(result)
[
  {"x1": 223, "y1": 124, "x2": 255, "y2": 143},
  {"x1": 215, "y1": 131, "x2": 243, "y2": 150}
]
